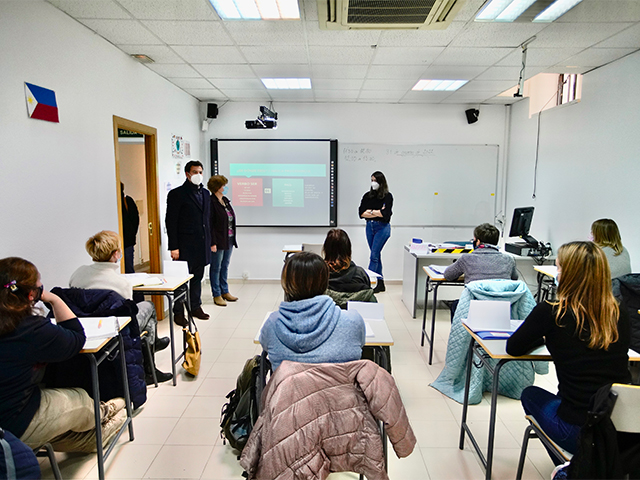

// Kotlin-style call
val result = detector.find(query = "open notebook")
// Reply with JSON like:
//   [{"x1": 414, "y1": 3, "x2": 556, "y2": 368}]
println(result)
[
  {"x1": 79, "y1": 317, "x2": 120, "y2": 340},
  {"x1": 123, "y1": 273, "x2": 164, "y2": 287},
  {"x1": 462, "y1": 300, "x2": 523, "y2": 340}
]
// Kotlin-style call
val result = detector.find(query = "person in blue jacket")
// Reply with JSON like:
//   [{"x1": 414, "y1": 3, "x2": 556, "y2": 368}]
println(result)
[
  {"x1": 259, "y1": 252, "x2": 365, "y2": 372},
  {"x1": 0, "y1": 257, "x2": 126, "y2": 453}
]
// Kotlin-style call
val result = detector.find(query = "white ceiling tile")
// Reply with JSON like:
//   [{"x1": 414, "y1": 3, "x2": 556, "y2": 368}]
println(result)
[
  {"x1": 209, "y1": 78, "x2": 264, "y2": 89},
  {"x1": 46, "y1": 0, "x2": 131, "y2": 19},
  {"x1": 440, "y1": 91, "x2": 493, "y2": 103},
  {"x1": 240, "y1": 46, "x2": 308, "y2": 63},
  {"x1": 432, "y1": 47, "x2": 512, "y2": 66},
  {"x1": 367, "y1": 65, "x2": 428, "y2": 79},
  {"x1": 362, "y1": 78, "x2": 416, "y2": 90},
  {"x1": 450, "y1": 23, "x2": 546, "y2": 48},
  {"x1": 559, "y1": 47, "x2": 638, "y2": 67},
  {"x1": 168, "y1": 77, "x2": 212, "y2": 88},
  {"x1": 142, "y1": 20, "x2": 233, "y2": 45},
  {"x1": 555, "y1": 0, "x2": 640, "y2": 23},
  {"x1": 172, "y1": 45, "x2": 245, "y2": 63},
  {"x1": 312, "y1": 79, "x2": 364, "y2": 90},
  {"x1": 372, "y1": 47, "x2": 444, "y2": 65},
  {"x1": 146, "y1": 63, "x2": 201, "y2": 77},
  {"x1": 80, "y1": 19, "x2": 163, "y2": 44},
  {"x1": 475, "y1": 66, "x2": 522, "y2": 81},
  {"x1": 452, "y1": 0, "x2": 485, "y2": 22},
  {"x1": 596, "y1": 23, "x2": 640, "y2": 48},
  {"x1": 225, "y1": 22, "x2": 305, "y2": 46},
  {"x1": 399, "y1": 91, "x2": 453, "y2": 103},
  {"x1": 266, "y1": 89, "x2": 315, "y2": 100},
  {"x1": 301, "y1": 0, "x2": 318, "y2": 21},
  {"x1": 251, "y1": 64, "x2": 312, "y2": 77},
  {"x1": 305, "y1": 22, "x2": 381, "y2": 46},
  {"x1": 184, "y1": 88, "x2": 226, "y2": 100},
  {"x1": 217, "y1": 89, "x2": 271, "y2": 100},
  {"x1": 482, "y1": 96, "x2": 522, "y2": 105},
  {"x1": 313, "y1": 90, "x2": 360, "y2": 100},
  {"x1": 496, "y1": 47, "x2": 582, "y2": 67},
  {"x1": 358, "y1": 90, "x2": 405, "y2": 101},
  {"x1": 311, "y1": 65, "x2": 368, "y2": 78},
  {"x1": 459, "y1": 80, "x2": 517, "y2": 92},
  {"x1": 193, "y1": 64, "x2": 256, "y2": 78},
  {"x1": 118, "y1": 44, "x2": 184, "y2": 63},
  {"x1": 308, "y1": 45, "x2": 374, "y2": 64},
  {"x1": 532, "y1": 22, "x2": 633, "y2": 48},
  {"x1": 542, "y1": 65, "x2": 596, "y2": 74},
  {"x1": 420, "y1": 65, "x2": 487, "y2": 80},
  {"x1": 377, "y1": 22, "x2": 465, "y2": 47},
  {"x1": 116, "y1": 0, "x2": 219, "y2": 20}
]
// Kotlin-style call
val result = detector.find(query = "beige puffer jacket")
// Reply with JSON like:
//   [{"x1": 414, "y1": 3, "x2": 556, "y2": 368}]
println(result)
[{"x1": 239, "y1": 360, "x2": 416, "y2": 480}]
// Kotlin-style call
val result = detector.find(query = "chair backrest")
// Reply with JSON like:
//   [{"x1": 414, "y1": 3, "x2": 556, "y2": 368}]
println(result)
[
  {"x1": 610, "y1": 383, "x2": 640, "y2": 433},
  {"x1": 301, "y1": 243, "x2": 323, "y2": 256}
]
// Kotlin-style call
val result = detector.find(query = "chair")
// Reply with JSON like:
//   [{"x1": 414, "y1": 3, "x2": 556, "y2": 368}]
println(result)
[
  {"x1": 140, "y1": 330, "x2": 157, "y2": 387},
  {"x1": 515, "y1": 415, "x2": 573, "y2": 480},
  {"x1": 301, "y1": 243, "x2": 323, "y2": 256},
  {"x1": 35, "y1": 443, "x2": 62, "y2": 480}
]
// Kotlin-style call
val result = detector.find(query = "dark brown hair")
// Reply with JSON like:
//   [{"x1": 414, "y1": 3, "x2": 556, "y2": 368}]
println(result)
[
  {"x1": 474, "y1": 223, "x2": 500, "y2": 246},
  {"x1": 369, "y1": 171, "x2": 389, "y2": 199},
  {"x1": 184, "y1": 160, "x2": 203, "y2": 174},
  {"x1": 207, "y1": 175, "x2": 228, "y2": 193},
  {"x1": 0, "y1": 257, "x2": 40, "y2": 335},
  {"x1": 323, "y1": 229, "x2": 352, "y2": 273},
  {"x1": 281, "y1": 252, "x2": 329, "y2": 301}
]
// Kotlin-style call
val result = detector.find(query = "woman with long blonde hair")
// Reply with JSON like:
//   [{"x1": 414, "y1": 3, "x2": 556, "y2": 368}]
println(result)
[
  {"x1": 591, "y1": 218, "x2": 632, "y2": 279},
  {"x1": 507, "y1": 241, "x2": 631, "y2": 460}
]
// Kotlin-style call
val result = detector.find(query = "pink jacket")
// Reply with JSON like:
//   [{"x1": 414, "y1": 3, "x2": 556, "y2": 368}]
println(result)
[{"x1": 239, "y1": 360, "x2": 416, "y2": 480}]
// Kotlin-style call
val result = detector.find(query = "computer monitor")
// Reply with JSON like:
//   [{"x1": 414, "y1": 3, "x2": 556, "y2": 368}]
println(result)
[{"x1": 509, "y1": 207, "x2": 536, "y2": 244}]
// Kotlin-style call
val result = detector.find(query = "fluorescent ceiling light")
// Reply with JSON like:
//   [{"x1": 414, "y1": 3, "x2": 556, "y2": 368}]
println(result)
[
  {"x1": 209, "y1": 0, "x2": 300, "y2": 19},
  {"x1": 412, "y1": 79, "x2": 467, "y2": 91},
  {"x1": 533, "y1": 0, "x2": 584, "y2": 22},
  {"x1": 475, "y1": 0, "x2": 513, "y2": 21},
  {"x1": 495, "y1": 0, "x2": 536, "y2": 21},
  {"x1": 262, "y1": 78, "x2": 311, "y2": 89}
]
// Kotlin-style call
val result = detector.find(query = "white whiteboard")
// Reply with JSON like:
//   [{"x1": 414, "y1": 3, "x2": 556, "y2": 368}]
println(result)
[{"x1": 338, "y1": 144, "x2": 499, "y2": 227}]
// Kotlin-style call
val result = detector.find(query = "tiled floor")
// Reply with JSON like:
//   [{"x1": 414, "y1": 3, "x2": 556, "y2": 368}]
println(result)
[{"x1": 40, "y1": 283, "x2": 558, "y2": 479}]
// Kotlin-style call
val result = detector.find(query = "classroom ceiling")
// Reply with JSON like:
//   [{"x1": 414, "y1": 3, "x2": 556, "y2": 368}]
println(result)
[{"x1": 45, "y1": 0, "x2": 640, "y2": 105}]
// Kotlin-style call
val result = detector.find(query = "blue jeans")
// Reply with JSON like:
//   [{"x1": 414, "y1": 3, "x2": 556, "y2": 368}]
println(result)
[
  {"x1": 520, "y1": 386, "x2": 581, "y2": 464},
  {"x1": 365, "y1": 220, "x2": 390, "y2": 277},
  {"x1": 210, "y1": 247, "x2": 233, "y2": 297}
]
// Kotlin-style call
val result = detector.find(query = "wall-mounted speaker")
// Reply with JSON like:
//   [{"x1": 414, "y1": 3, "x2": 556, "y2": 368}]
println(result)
[
  {"x1": 207, "y1": 103, "x2": 218, "y2": 119},
  {"x1": 465, "y1": 108, "x2": 479, "y2": 124}
]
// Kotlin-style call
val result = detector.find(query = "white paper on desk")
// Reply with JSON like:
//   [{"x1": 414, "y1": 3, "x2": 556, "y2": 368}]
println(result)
[
  {"x1": 347, "y1": 301, "x2": 384, "y2": 321},
  {"x1": 365, "y1": 322, "x2": 374, "y2": 337},
  {"x1": 80, "y1": 317, "x2": 119, "y2": 340},
  {"x1": 428, "y1": 264, "x2": 447, "y2": 275},
  {"x1": 123, "y1": 273, "x2": 163, "y2": 287}
]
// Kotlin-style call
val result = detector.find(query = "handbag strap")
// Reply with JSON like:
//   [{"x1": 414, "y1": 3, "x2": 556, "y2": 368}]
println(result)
[{"x1": 0, "y1": 429, "x2": 16, "y2": 480}]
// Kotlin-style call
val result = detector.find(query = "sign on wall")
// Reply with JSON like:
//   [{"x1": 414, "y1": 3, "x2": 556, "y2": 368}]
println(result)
[
  {"x1": 24, "y1": 82, "x2": 59, "y2": 123},
  {"x1": 171, "y1": 134, "x2": 183, "y2": 158}
]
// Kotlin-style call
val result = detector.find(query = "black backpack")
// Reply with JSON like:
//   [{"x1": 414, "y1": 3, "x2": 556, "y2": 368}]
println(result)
[{"x1": 220, "y1": 354, "x2": 271, "y2": 452}]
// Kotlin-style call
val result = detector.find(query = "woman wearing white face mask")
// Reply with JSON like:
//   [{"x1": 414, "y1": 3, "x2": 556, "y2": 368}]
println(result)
[{"x1": 358, "y1": 171, "x2": 393, "y2": 293}]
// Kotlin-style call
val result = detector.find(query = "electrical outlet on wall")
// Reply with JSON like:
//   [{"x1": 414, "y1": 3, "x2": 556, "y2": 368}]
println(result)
[{"x1": 242, "y1": 271, "x2": 249, "y2": 280}]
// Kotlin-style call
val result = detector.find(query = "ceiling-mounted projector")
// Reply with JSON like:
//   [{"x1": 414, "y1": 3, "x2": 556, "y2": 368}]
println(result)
[{"x1": 245, "y1": 105, "x2": 278, "y2": 129}]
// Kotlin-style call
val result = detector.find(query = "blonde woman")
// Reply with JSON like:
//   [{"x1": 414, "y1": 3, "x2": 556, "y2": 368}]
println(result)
[
  {"x1": 507, "y1": 242, "x2": 631, "y2": 460},
  {"x1": 591, "y1": 218, "x2": 632, "y2": 279}
]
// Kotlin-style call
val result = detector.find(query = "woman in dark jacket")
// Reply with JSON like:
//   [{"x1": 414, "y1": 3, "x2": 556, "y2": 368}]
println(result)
[
  {"x1": 208, "y1": 175, "x2": 238, "y2": 307},
  {"x1": 323, "y1": 228, "x2": 372, "y2": 294},
  {"x1": 0, "y1": 257, "x2": 126, "y2": 453}
]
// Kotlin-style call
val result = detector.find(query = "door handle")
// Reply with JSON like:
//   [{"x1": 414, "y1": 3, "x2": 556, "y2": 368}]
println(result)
[{"x1": 148, "y1": 222, "x2": 153, "y2": 236}]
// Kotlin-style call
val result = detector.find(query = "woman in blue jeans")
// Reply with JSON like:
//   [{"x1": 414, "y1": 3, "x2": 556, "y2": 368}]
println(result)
[
  {"x1": 208, "y1": 175, "x2": 238, "y2": 307},
  {"x1": 358, "y1": 171, "x2": 393, "y2": 293},
  {"x1": 507, "y1": 241, "x2": 631, "y2": 463}
]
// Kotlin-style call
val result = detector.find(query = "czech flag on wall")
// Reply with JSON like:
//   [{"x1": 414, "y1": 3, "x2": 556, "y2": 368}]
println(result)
[{"x1": 24, "y1": 82, "x2": 59, "y2": 123}]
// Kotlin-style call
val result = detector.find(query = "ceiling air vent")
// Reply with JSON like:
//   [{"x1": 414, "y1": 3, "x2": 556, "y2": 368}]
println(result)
[{"x1": 318, "y1": 0, "x2": 465, "y2": 30}]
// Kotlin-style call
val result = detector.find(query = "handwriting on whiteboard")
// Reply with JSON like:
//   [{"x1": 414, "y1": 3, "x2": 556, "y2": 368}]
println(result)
[
  {"x1": 343, "y1": 147, "x2": 375, "y2": 162},
  {"x1": 385, "y1": 148, "x2": 435, "y2": 157}
]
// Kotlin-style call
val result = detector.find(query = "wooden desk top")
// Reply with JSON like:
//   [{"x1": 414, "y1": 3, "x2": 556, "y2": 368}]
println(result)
[
  {"x1": 131, "y1": 274, "x2": 193, "y2": 292},
  {"x1": 533, "y1": 265, "x2": 558, "y2": 278},
  {"x1": 80, "y1": 317, "x2": 131, "y2": 354},
  {"x1": 282, "y1": 244, "x2": 303, "y2": 253},
  {"x1": 422, "y1": 265, "x2": 465, "y2": 284}
]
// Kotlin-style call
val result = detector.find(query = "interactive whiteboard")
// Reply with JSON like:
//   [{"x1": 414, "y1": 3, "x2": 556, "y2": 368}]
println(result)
[{"x1": 339, "y1": 144, "x2": 499, "y2": 227}]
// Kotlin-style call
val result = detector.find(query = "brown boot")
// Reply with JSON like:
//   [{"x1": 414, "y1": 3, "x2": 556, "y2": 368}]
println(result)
[
  {"x1": 214, "y1": 296, "x2": 227, "y2": 307},
  {"x1": 192, "y1": 306, "x2": 210, "y2": 319},
  {"x1": 222, "y1": 292, "x2": 238, "y2": 302}
]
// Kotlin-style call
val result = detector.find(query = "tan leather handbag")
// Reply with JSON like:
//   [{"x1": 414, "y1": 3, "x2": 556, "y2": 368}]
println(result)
[{"x1": 182, "y1": 321, "x2": 201, "y2": 376}]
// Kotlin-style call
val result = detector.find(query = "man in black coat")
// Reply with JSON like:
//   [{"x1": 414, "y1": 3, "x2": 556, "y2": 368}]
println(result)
[{"x1": 165, "y1": 160, "x2": 211, "y2": 323}]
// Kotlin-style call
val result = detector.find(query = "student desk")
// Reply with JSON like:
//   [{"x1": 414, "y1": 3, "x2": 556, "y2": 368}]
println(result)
[
  {"x1": 533, "y1": 265, "x2": 557, "y2": 302},
  {"x1": 402, "y1": 245, "x2": 553, "y2": 318},
  {"x1": 458, "y1": 325, "x2": 640, "y2": 480},
  {"x1": 132, "y1": 274, "x2": 193, "y2": 386},
  {"x1": 421, "y1": 266, "x2": 464, "y2": 365},
  {"x1": 80, "y1": 316, "x2": 134, "y2": 480}
]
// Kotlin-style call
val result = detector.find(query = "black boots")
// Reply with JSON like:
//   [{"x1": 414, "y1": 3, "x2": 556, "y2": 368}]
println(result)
[{"x1": 373, "y1": 278, "x2": 386, "y2": 293}]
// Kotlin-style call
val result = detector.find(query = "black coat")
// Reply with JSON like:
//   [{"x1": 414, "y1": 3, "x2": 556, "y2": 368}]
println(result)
[
  {"x1": 122, "y1": 194, "x2": 139, "y2": 248},
  {"x1": 612, "y1": 274, "x2": 640, "y2": 354},
  {"x1": 165, "y1": 180, "x2": 211, "y2": 266},
  {"x1": 210, "y1": 195, "x2": 237, "y2": 251}
]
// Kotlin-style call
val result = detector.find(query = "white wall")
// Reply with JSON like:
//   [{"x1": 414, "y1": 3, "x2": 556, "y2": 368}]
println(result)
[
  {"x1": 0, "y1": 1, "x2": 201, "y2": 288},
  {"x1": 506, "y1": 50, "x2": 640, "y2": 271},
  {"x1": 205, "y1": 102, "x2": 508, "y2": 280}
]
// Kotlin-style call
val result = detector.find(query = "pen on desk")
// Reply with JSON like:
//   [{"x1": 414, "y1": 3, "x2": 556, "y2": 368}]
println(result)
[{"x1": 98, "y1": 319, "x2": 103, "y2": 328}]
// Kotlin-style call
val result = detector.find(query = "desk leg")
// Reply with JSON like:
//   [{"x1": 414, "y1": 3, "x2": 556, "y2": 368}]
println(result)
[
  {"x1": 536, "y1": 272, "x2": 544, "y2": 303},
  {"x1": 167, "y1": 293, "x2": 177, "y2": 386},
  {"x1": 118, "y1": 333, "x2": 134, "y2": 441},
  {"x1": 485, "y1": 360, "x2": 507, "y2": 480},
  {"x1": 421, "y1": 278, "x2": 430, "y2": 347},
  {"x1": 459, "y1": 339, "x2": 474, "y2": 450},
  {"x1": 429, "y1": 284, "x2": 439, "y2": 365},
  {"x1": 88, "y1": 354, "x2": 104, "y2": 480}
]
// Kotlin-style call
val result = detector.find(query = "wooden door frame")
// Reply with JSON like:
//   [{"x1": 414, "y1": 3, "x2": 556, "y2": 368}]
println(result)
[{"x1": 112, "y1": 116, "x2": 165, "y2": 319}]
